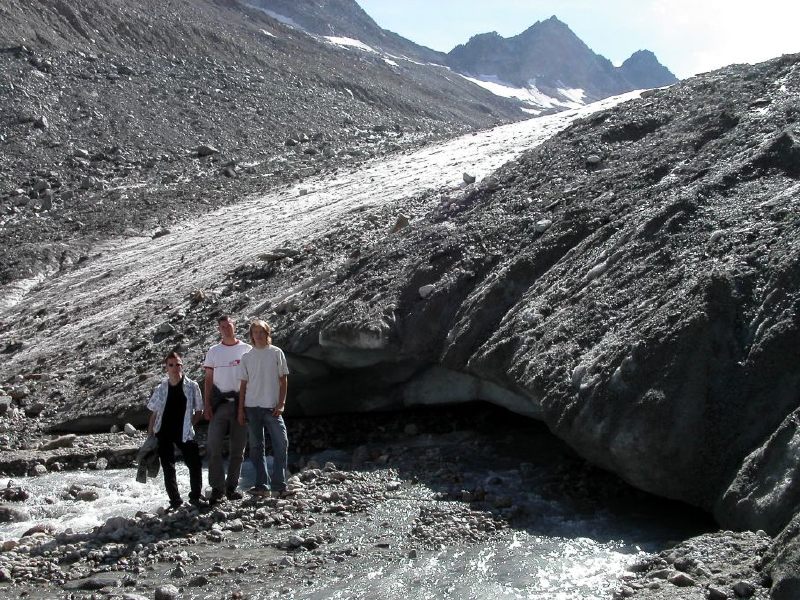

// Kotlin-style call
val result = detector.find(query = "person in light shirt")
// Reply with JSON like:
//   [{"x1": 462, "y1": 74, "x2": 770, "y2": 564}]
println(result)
[
  {"x1": 237, "y1": 319, "x2": 290, "y2": 497},
  {"x1": 147, "y1": 351, "x2": 207, "y2": 510},
  {"x1": 202, "y1": 315, "x2": 251, "y2": 503}
]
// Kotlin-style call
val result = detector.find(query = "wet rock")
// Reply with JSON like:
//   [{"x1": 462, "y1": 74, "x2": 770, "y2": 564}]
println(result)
[
  {"x1": 1, "y1": 484, "x2": 30, "y2": 502},
  {"x1": 463, "y1": 172, "x2": 476, "y2": 184},
  {"x1": 188, "y1": 574, "x2": 209, "y2": 586},
  {"x1": 76, "y1": 489, "x2": 99, "y2": 501},
  {"x1": 33, "y1": 115, "x2": 48, "y2": 129},
  {"x1": 154, "y1": 584, "x2": 180, "y2": 600},
  {"x1": 534, "y1": 219, "x2": 552, "y2": 233},
  {"x1": 0, "y1": 505, "x2": 30, "y2": 522},
  {"x1": 0, "y1": 396, "x2": 11, "y2": 416},
  {"x1": 124, "y1": 423, "x2": 137, "y2": 437}
]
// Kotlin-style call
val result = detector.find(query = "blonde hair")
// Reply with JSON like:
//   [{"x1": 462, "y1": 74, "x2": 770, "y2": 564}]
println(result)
[{"x1": 249, "y1": 319, "x2": 272, "y2": 345}]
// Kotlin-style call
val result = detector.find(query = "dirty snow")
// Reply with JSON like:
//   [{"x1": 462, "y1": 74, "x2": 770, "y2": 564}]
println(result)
[{"x1": 0, "y1": 92, "x2": 641, "y2": 368}]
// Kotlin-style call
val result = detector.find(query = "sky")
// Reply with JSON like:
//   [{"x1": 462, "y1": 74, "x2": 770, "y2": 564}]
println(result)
[{"x1": 356, "y1": 0, "x2": 800, "y2": 79}]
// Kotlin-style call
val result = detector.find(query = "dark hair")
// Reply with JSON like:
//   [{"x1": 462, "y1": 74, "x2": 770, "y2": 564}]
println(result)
[
  {"x1": 163, "y1": 351, "x2": 183, "y2": 365},
  {"x1": 217, "y1": 314, "x2": 232, "y2": 324}
]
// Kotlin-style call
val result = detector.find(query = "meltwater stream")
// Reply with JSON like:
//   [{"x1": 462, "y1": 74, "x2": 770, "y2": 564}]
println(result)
[{"x1": 0, "y1": 411, "x2": 710, "y2": 599}]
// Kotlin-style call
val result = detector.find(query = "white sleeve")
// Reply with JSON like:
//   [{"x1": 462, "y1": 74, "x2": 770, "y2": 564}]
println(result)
[
  {"x1": 277, "y1": 349, "x2": 289, "y2": 376},
  {"x1": 238, "y1": 354, "x2": 249, "y2": 382}
]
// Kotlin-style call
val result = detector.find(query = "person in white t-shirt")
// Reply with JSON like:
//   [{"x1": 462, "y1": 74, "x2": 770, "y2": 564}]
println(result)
[
  {"x1": 203, "y1": 315, "x2": 252, "y2": 503},
  {"x1": 237, "y1": 319, "x2": 289, "y2": 496}
]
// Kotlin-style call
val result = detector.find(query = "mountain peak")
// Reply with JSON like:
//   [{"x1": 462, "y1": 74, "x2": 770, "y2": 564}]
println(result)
[
  {"x1": 620, "y1": 50, "x2": 678, "y2": 88},
  {"x1": 447, "y1": 16, "x2": 677, "y2": 101}
]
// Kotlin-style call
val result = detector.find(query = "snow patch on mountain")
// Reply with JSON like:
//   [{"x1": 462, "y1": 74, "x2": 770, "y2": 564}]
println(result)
[
  {"x1": 247, "y1": 5, "x2": 302, "y2": 30},
  {"x1": 459, "y1": 74, "x2": 585, "y2": 111},
  {"x1": 324, "y1": 36, "x2": 378, "y2": 54}
]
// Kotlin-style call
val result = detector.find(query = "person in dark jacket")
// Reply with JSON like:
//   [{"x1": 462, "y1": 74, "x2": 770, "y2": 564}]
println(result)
[{"x1": 147, "y1": 351, "x2": 207, "y2": 510}]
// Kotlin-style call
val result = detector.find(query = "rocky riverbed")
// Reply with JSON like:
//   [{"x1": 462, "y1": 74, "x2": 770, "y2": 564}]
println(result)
[
  {"x1": 1, "y1": 3, "x2": 799, "y2": 594},
  {"x1": 1, "y1": 405, "x2": 731, "y2": 600}
]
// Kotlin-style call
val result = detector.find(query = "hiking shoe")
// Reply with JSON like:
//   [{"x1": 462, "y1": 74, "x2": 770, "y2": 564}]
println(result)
[
  {"x1": 226, "y1": 489, "x2": 243, "y2": 501},
  {"x1": 208, "y1": 489, "x2": 225, "y2": 504},
  {"x1": 248, "y1": 485, "x2": 269, "y2": 497},
  {"x1": 189, "y1": 496, "x2": 210, "y2": 509},
  {"x1": 168, "y1": 499, "x2": 184, "y2": 510}
]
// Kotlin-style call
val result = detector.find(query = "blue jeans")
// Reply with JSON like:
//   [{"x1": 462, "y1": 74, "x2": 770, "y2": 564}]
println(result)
[{"x1": 245, "y1": 407, "x2": 288, "y2": 491}]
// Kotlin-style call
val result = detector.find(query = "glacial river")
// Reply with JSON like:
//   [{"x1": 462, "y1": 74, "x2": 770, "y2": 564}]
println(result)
[{"x1": 1, "y1": 412, "x2": 710, "y2": 599}]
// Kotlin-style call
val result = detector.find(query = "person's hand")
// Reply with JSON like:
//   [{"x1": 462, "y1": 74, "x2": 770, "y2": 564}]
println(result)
[
  {"x1": 272, "y1": 405, "x2": 284, "y2": 417},
  {"x1": 204, "y1": 406, "x2": 213, "y2": 421},
  {"x1": 237, "y1": 410, "x2": 246, "y2": 426}
]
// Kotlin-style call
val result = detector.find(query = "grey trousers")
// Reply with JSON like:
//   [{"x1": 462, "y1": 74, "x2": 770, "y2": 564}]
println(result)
[{"x1": 206, "y1": 400, "x2": 248, "y2": 493}]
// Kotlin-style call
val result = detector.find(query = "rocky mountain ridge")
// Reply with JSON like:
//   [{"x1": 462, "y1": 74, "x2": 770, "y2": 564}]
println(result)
[
  {"x1": 240, "y1": 5, "x2": 677, "y2": 111},
  {"x1": 246, "y1": 0, "x2": 444, "y2": 64},
  {"x1": 0, "y1": 0, "x2": 524, "y2": 287},
  {"x1": 447, "y1": 16, "x2": 677, "y2": 104}
]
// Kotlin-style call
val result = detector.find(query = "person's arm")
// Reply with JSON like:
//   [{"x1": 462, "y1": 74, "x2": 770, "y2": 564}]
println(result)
[
  {"x1": 273, "y1": 375, "x2": 288, "y2": 417},
  {"x1": 238, "y1": 380, "x2": 247, "y2": 426},
  {"x1": 146, "y1": 385, "x2": 160, "y2": 435},
  {"x1": 203, "y1": 367, "x2": 214, "y2": 420},
  {"x1": 192, "y1": 382, "x2": 204, "y2": 425}
]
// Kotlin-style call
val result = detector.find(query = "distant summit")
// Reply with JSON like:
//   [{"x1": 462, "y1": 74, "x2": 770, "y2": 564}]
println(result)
[
  {"x1": 619, "y1": 49, "x2": 678, "y2": 89},
  {"x1": 243, "y1": 6, "x2": 675, "y2": 113},
  {"x1": 446, "y1": 16, "x2": 677, "y2": 108}
]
